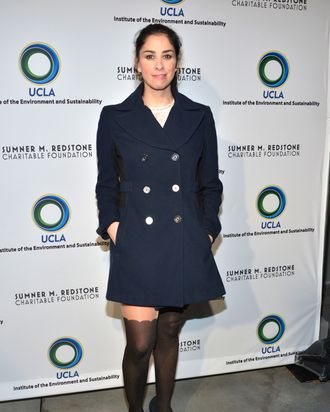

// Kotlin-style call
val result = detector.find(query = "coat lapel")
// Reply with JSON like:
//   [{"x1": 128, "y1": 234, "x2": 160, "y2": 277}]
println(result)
[
  {"x1": 163, "y1": 92, "x2": 205, "y2": 149},
  {"x1": 113, "y1": 83, "x2": 205, "y2": 150}
]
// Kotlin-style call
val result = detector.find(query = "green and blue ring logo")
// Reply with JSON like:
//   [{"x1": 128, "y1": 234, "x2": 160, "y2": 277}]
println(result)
[
  {"x1": 19, "y1": 42, "x2": 60, "y2": 84},
  {"x1": 258, "y1": 315, "x2": 285, "y2": 345},
  {"x1": 258, "y1": 52, "x2": 289, "y2": 88},
  {"x1": 33, "y1": 195, "x2": 70, "y2": 231},
  {"x1": 257, "y1": 186, "x2": 286, "y2": 219},
  {"x1": 49, "y1": 337, "x2": 83, "y2": 369},
  {"x1": 162, "y1": 0, "x2": 184, "y2": 4}
]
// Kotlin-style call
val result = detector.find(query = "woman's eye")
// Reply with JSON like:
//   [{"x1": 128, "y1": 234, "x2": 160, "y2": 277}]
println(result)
[
  {"x1": 164, "y1": 54, "x2": 173, "y2": 60},
  {"x1": 145, "y1": 55, "x2": 154, "y2": 60}
]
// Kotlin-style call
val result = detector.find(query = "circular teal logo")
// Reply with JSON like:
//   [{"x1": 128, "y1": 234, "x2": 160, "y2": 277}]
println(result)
[
  {"x1": 258, "y1": 315, "x2": 285, "y2": 344},
  {"x1": 162, "y1": 0, "x2": 184, "y2": 4},
  {"x1": 33, "y1": 195, "x2": 70, "y2": 231},
  {"x1": 19, "y1": 43, "x2": 60, "y2": 84},
  {"x1": 257, "y1": 186, "x2": 286, "y2": 219},
  {"x1": 258, "y1": 52, "x2": 289, "y2": 88},
  {"x1": 49, "y1": 337, "x2": 83, "y2": 369}
]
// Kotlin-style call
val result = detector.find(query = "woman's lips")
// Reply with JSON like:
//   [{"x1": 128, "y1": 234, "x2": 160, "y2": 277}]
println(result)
[{"x1": 152, "y1": 74, "x2": 166, "y2": 79}]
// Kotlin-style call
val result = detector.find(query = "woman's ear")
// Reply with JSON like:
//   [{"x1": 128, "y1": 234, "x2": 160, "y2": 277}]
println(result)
[{"x1": 135, "y1": 58, "x2": 141, "y2": 73}]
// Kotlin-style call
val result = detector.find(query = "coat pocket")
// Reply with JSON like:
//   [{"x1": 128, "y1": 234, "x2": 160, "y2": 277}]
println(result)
[
  {"x1": 201, "y1": 225, "x2": 212, "y2": 247},
  {"x1": 115, "y1": 182, "x2": 131, "y2": 247},
  {"x1": 115, "y1": 222, "x2": 123, "y2": 246},
  {"x1": 192, "y1": 193, "x2": 212, "y2": 248}
]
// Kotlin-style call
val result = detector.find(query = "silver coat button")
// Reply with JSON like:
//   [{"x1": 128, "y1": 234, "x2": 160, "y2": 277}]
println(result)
[
  {"x1": 171, "y1": 153, "x2": 179, "y2": 161},
  {"x1": 143, "y1": 186, "x2": 151, "y2": 194},
  {"x1": 172, "y1": 184, "x2": 180, "y2": 192},
  {"x1": 174, "y1": 215, "x2": 182, "y2": 223},
  {"x1": 141, "y1": 154, "x2": 149, "y2": 162},
  {"x1": 145, "y1": 216, "x2": 153, "y2": 225}
]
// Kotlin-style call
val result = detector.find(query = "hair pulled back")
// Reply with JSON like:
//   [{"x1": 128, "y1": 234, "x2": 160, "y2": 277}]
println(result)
[{"x1": 135, "y1": 23, "x2": 182, "y2": 87}]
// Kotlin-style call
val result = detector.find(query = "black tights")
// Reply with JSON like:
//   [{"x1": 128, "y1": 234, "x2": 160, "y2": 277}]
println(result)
[{"x1": 122, "y1": 307, "x2": 186, "y2": 412}]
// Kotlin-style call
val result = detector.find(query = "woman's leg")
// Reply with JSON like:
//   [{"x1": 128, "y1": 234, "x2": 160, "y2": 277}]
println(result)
[
  {"x1": 121, "y1": 305, "x2": 159, "y2": 412},
  {"x1": 152, "y1": 307, "x2": 186, "y2": 412}
]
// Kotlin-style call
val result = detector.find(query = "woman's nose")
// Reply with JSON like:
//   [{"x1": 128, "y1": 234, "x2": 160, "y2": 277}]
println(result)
[{"x1": 155, "y1": 57, "x2": 164, "y2": 70}]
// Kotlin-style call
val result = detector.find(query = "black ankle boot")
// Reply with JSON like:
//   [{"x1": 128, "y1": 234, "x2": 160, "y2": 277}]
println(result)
[
  {"x1": 149, "y1": 396, "x2": 157, "y2": 412},
  {"x1": 149, "y1": 396, "x2": 173, "y2": 412}
]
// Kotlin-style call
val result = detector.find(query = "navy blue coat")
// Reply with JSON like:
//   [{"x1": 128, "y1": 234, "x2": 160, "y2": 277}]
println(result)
[{"x1": 96, "y1": 83, "x2": 225, "y2": 307}]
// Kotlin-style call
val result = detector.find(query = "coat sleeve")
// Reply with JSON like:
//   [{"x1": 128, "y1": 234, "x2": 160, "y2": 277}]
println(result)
[
  {"x1": 95, "y1": 107, "x2": 120, "y2": 240},
  {"x1": 198, "y1": 107, "x2": 223, "y2": 243}
]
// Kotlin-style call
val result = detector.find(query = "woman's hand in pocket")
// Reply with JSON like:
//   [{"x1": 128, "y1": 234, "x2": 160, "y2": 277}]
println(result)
[{"x1": 107, "y1": 221, "x2": 120, "y2": 245}]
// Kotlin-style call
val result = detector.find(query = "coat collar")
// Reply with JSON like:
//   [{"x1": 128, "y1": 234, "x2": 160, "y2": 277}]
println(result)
[{"x1": 113, "y1": 83, "x2": 205, "y2": 150}]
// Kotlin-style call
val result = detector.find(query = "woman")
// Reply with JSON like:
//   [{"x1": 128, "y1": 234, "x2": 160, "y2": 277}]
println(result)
[{"x1": 96, "y1": 24, "x2": 225, "y2": 412}]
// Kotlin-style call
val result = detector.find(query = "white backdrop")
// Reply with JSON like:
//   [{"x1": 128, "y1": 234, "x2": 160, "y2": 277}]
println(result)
[{"x1": 0, "y1": 0, "x2": 329, "y2": 401}]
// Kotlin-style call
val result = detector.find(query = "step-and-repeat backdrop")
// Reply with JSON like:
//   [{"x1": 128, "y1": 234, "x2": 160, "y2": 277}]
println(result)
[{"x1": 1, "y1": 0, "x2": 329, "y2": 401}]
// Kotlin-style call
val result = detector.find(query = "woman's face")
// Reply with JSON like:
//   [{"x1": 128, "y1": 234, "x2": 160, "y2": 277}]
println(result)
[{"x1": 137, "y1": 33, "x2": 177, "y2": 93}]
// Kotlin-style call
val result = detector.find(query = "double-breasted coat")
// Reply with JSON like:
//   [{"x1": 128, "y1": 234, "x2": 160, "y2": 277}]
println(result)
[{"x1": 96, "y1": 83, "x2": 225, "y2": 307}]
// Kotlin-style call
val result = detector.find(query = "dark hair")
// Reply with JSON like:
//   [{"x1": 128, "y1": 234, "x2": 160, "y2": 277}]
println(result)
[{"x1": 135, "y1": 24, "x2": 182, "y2": 86}]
